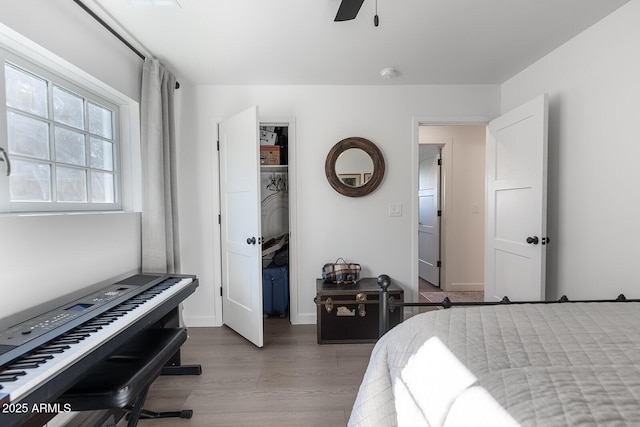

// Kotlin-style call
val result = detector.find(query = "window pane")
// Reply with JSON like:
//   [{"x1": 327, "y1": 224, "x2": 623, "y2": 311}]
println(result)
[
  {"x1": 56, "y1": 166, "x2": 87, "y2": 202},
  {"x1": 3, "y1": 57, "x2": 121, "y2": 211},
  {"x1": 90, "y1": 137, "x2": 114, "y2": 171},
  {"x1": 88, "y1": 102, "x2": 113, "y2": 139},
  {"x1": 7, "y1": 111, "x2": 50, "y2": 160},
  {"x1": 53, "y1": 86, "x2": 84, "y2": 129},
  {"x1": 4, "y1": 64, "x2": 48, "y2": 117},
  {"x1": 10, "y1": 159, "x2": 51, "y2": 201},
  {"x1": 91, "y1": 171, "x2": 114, "y2": 203},
  {"x1": 55, "y1": 127, "x2": 85, "y2": 166}
]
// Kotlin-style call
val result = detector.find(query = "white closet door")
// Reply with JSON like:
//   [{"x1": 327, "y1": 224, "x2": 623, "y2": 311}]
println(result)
[{"x1": 219, "y1": 106, "x2": 263, "y2": 347}]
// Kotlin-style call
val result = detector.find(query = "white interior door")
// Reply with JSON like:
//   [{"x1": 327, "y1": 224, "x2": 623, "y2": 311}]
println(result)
[
  {"x1": 219, "y1": 106, "x2": 263, "y2": 347},
  {"x1": 418, "y1": 147, "x2": 440, "y2": 286},
  {"x1": 485, "y1": 94, "x2": 548, "y2": 302}
]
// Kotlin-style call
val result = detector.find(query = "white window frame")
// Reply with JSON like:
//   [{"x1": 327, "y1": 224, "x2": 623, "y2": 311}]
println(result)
[{"x1": 0, "y1": 23, "x2": 141, "y2": 214}]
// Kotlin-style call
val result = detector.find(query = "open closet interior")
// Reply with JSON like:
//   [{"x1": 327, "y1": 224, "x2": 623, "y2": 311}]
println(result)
[{"x1": 260, "y1": 125, "x2": 290, "y2": 319}]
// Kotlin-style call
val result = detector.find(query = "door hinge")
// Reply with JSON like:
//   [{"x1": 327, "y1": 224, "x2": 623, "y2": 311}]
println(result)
[
  {"x1": 437, "y1": 261, "x2": 441, "y2": 268},
  {"x1": 437, "y1": 159, "x2": 442, "y2": 166},
  {"x1": 217, "y1": 140, "x2": 220, "y2": 151},
  {"x1": 437, "y1": 210, "x2": 442, "y2": 216},
  {"x1": 220, "y1": 287, "x2": 223, "y2": 297},
  {"x1": 218, "y1": 214, "x2": 221, "y2": 224}
]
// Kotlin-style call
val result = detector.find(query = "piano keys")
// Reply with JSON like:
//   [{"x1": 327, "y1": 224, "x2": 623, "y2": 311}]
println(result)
[{"x1": 0, "y1": 273, "x2": 198, "y2": 427}]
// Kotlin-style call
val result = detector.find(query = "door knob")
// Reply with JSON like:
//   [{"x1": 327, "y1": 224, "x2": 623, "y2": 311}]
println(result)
[
  {"x1": 526, "y1": 236, "x2": 539, "y2": 245},
  {"x1": 246, "y1": 237, "x2": 256, "y2": 245}
]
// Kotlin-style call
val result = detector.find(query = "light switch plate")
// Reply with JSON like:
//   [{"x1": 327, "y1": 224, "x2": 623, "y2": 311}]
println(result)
[{"x1": 389, "y1": 203, "x2": 402, "y2": 217}]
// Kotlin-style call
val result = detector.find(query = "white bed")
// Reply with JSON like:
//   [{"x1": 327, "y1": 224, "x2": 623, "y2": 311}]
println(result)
[{"x1": 349, "y1": 302, "x2": 640, "y2": 426}]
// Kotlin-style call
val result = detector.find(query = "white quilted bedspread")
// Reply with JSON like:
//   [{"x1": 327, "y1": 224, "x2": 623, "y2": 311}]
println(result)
[{"x1": 348, "y1": 303, "x2": 640, "y2": 426}]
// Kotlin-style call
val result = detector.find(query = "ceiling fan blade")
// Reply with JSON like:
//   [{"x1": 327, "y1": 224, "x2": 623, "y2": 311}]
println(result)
[{"x1": 334, "y1": 0, "x2": 365, "y2": 21}]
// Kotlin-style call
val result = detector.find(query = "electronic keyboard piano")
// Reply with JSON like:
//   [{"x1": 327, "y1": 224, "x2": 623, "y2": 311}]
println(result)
[{"x1": 0, "y1": 273, "x2": 198, "y2": 427}]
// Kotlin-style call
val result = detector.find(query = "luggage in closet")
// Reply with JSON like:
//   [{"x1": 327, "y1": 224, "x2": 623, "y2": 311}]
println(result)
[{"x1": 262, "y1": 265, "x2": 289, "y2": 317}]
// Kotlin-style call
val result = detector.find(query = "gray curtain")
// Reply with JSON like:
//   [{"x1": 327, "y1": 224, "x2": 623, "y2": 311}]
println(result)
[{"x1": 140, "y1": 58, "x2": 180, "y2": 273}]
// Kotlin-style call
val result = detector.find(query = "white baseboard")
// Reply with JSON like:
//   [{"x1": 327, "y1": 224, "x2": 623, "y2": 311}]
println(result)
[
  {"x1": 183, "y1": 314, "x2": 317, "y2": 327},
  {"x1": 183, "y1": 315, "x2": 221, "y2": 327},
  {"x1": 291, "y1": 312, "x2": 316, "y2": 325},
  {"x1": 446, "y1": 282, "x2": 484, "y2": 292}
]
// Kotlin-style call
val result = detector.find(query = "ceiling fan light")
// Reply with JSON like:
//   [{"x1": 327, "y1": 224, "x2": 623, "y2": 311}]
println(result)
[{"x1": 380, "y1": 68, "x2": 399, "y2": 80}]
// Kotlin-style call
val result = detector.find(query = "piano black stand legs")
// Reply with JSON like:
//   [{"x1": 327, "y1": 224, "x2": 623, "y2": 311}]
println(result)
[
  {"x1": 161, "y1": 363, "x2": 202, "y2": 376},
  {"x1": 124, "y1": 384, "x2": 150, "y2": 427},
  {"x1": 128, "y1": 406, "x2": 193, "y2": 421},
  {"x1": 160, "y1": 304, "x2": 203, "y2": 376},
  {"x1": 156, "y1": 305, "x2": 203, "y2": 377},
  {"x1": 124, "y1": 384, "x2": 193, "y2": 427}
]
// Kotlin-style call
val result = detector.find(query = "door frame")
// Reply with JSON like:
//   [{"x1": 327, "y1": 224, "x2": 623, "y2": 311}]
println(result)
[
  {"x1": 411, "y1": 116, "x2": 491, "y2": 301},
  {"x1": 260, "y1": 117, "x2": 298, "y2": 324},
  {"x1": 213, "y1": 115, "x2": 298, "y2": 326}
]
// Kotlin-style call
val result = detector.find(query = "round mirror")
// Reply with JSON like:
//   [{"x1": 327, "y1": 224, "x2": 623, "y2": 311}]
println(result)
[
  {"x1": 335, "y1": 148, "x2": 374, "y2": 188},
  {"x1": 325, "y1": 137, "x2": 385, "y2": 197}
]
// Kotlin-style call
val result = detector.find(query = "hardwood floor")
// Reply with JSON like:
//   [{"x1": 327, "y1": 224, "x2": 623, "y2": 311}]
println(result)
[
  {"x1": 418, "y1": 277, "x2": 442, "y2": 313},
  {"x1": 419, "y1": 277, "x2": 441, "y2": 293},
  {"x1": 122, "y1": 319, "x2": 375, "y2": 426}
]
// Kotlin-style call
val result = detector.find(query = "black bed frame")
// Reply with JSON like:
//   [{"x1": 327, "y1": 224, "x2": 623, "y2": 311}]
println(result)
[{"x1": 377, "y1": 274, "x2": 640, "y2": 337}]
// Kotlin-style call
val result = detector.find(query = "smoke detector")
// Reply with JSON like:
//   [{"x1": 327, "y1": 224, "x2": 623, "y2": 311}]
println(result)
[{"x1": 380, "y1": 68, "x2": 399, "y2": 80}]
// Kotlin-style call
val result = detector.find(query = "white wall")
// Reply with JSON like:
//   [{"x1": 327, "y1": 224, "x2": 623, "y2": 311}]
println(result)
[
  {"x1": 0, "y1": 0, "x2": 142, "y2": 101},
  {"x1": 0, "y1": 1, "x2": 144, "y2": 326},
  {"x1": 178, "y1": 84, "x2": 500, "y2": 325},
  {"x1": 419, "y1": 126, "x2": 485, "y2": 292},
  {"x1": 0, "y1": 213, "x2": 141, "y2": 326},
  {"x1": 501, "y1": 0, "x2": 640, "y2": 299}
]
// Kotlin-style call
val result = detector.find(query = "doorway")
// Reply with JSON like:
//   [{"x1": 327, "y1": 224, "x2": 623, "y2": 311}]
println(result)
[
  {"x1": 418, "y1": 144, "x2": 442, "y2": 288},
  {"x1": 413, "y1": 95, "x2": 548, "y2": 307},
  {"x1": 218, "y1": 107, "x2": 297, "y2": 348},
  {"x1": 417, "y1": 125, "x2": 486, "y2": 296}
]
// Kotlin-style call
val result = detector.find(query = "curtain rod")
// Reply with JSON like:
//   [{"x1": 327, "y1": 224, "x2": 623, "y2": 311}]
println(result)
[{"x1": 72, "y1": 0, "x2": 180, "y2": 89}]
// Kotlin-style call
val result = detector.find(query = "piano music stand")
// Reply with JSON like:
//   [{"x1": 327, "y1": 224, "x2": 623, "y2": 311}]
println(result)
[{"x1": 56, "y1": 328, "x2": 193, "y2": 427}]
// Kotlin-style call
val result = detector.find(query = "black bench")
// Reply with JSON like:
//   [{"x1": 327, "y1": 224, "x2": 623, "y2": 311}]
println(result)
[{"x1": 56, "y1": 328, "x2": 193, "y2": 427}]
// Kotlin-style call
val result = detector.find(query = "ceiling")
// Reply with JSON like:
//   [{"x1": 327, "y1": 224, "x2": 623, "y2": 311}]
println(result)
[{"x1": 90, "y1": 0, "x2": 630, "y2": 86}]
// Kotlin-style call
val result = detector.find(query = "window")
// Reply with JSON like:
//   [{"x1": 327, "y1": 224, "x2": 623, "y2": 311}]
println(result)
[{"x1": 1, "y1": 54, "x2": 122, "y2": 212}]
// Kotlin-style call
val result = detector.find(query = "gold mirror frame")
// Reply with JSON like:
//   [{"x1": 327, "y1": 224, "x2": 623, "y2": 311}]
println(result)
[{"x1": 325, "y1": 137, "x2": 385, "y2": 197}]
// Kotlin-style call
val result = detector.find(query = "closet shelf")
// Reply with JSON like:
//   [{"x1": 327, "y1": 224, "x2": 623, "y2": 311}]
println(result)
[{"x1": 260, "y1": 164, "x2": 288, "y2": 171}]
